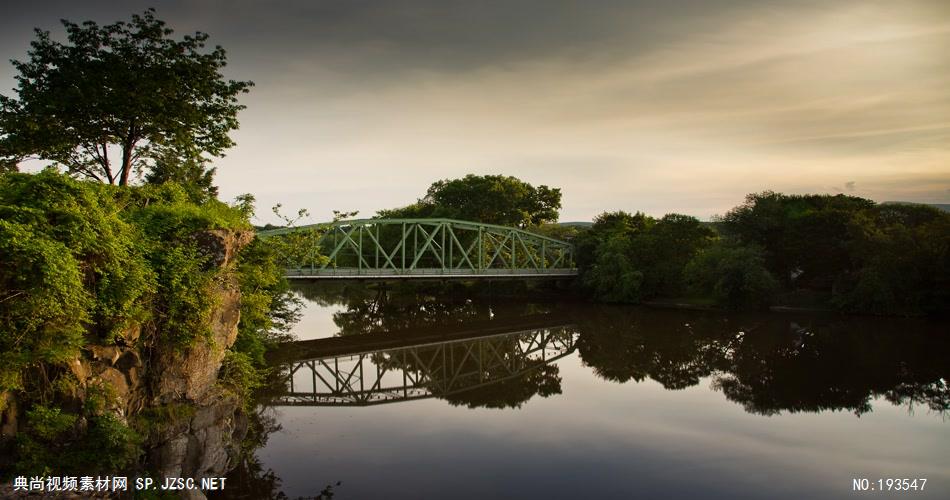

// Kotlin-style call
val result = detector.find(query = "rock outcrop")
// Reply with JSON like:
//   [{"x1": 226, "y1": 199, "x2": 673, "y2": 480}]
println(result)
[
  {"x1": 148, "y1": 392, "x2": 249, "y2": 500},
  {"x1": 2, "y1": 229, "x2": 254, "y2": 499},
  {"x1": 151, "y1": 278, "x2": 243, "y2": 404},
  {"x1": 144, "y1": 229, "x2": 252, "y2": 498}
]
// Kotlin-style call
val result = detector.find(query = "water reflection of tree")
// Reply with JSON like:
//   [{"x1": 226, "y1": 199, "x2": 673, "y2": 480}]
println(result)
[
  {"x1": 213, "y1": 370, "x2": 341, "y2": 499},
  {"x1": 575, "y1": 307, "x2": 729, "y2": 389},
  {"x1": 444, "y1": 364, "x2": 562, "y2": 409},
  {"x1": 370, "y1": 328, "x2": 573, "y2": 409},
  {"x1": 212, "y1": 408, "x2": 288, "y2": 499},
  {"x1": 292, "y1": 286, "x2": 949, "y2": 416},
  {"x1": 295, "y1": 281, "x2": 555, "y2": 337},
  {"x1": 226, "y1": 294, "x2": 947, "y2": 495},
  {"x1": 576, "y1": 308, "x2": 950, "y2": 416},
  {"x1": 714, "y1": 319, "x2": 949, "y2": 415}
]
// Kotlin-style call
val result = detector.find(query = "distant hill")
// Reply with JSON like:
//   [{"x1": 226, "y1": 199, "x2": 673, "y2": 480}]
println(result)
[{"x1": 882, "y1": 202, "x2": 950, "y2": 213}]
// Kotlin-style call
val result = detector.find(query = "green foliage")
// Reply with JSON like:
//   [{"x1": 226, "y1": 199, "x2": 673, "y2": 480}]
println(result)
[
  {"x1": 264, "y1": 229, "x2": 329, "y2": 270},
  {"x1": 0, "y1": 8, "x2": 252, "y2": 185},
  {"x1": 144, "y1": 146, "x2": 219, "y2": 203},
  {"x1": 832, "y1": 204, "x2": 950, "y2": 315},
  {"x1": 234, "y1": 238, "x2": 301, "y2": 365},
  {"x1": 379, "y1": 174, "x2": 562, "y2": 227},
  {"x1": 126, "y1": 183, "x2": 250, "y2": 346},
  {"x1": 576, "y1": 211, "x2": 714, "y2": 303},
  {"x1": 218, "y1": 351, "x2": 263, "y2": 408},
  {"x1": 82, "y1": 382, "x2": 116, "y2": 416},
  {"x1": 0, "y1": 172, "x2": 256, "y2": 393},
  {"x1": 131, "y1": 403, "x2": 197, "y2": 436},
  {"x1": 16, "y1": 405, "x2": 141, "y2": 475},
  {"x1": 582, "y1": 234, "x2": 645, "y2": 302},
  {"x1": 528, "y1": 222, "x2": 581, "y2": 242},
  {"x1": 575, "y1": 211, "x2": 652, "y2": 272},
  {"x1": 0, "y1": 170, "x2": 297, "y2": 474},
  {"x1": 82, "y1": 414, "x2": 143, "y2": 470},
  {"x1": 0, "y1": 221, "x2": 88, "y2": 390},
  {"x1": 125, "y1": 182, "x2": 250, "y2": 236},
  {"x1": 0, "y1": 158, "x2": 17, "y2": 173},
  {"x1": 0, "y1": 171, "x2": 151, "y2": 390},
  {"x1": 685, "y1": 243, "x2": 778, "y2": 310},
  {"x1": 233, "y1": 193, "x2": 257, "y2": 220},
  {"x1": 123, "y1": 185, "x2": 247, "y2": 347},
  {"x1": 718, "y1": 191, "x2": 874, "y2": 287},
  {"x1": 635, "y1": 214, "x2": 717, "y2": 296},
  {"x1": 24, "y1": 405, "x2": 76, "y2": 441},
  {"x1": 716, "y1": 192, "x2": 950, "y2": 315},
  {"x1": 376, "y1": 201, "x2": 434, "y2": 220},
  {"x1": 151, "y1": 245, "x2": 217, "y2": 345},
  {"x1": 231, "y1": 199, "x2": 304, "y2": 367}
]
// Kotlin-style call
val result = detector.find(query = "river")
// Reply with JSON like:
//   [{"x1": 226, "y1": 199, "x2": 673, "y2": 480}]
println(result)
[{"x1": 218, "y1": 282, "x2": 949, "y2": 499}]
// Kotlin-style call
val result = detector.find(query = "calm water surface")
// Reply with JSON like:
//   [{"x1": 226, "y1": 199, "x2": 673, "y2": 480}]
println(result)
[{"x1": 227, "y1": 284, "x2": 949, "y2": 499}]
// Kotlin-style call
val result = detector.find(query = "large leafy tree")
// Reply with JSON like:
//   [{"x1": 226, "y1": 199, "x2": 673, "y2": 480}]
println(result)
[
  {"x1": 575, "y1": 211, "x2": 714, "y2": 302},
  {"x1": 717, "y1": 191, "x2": 874, "y2": 286},
  {"x1": 379, "y1": 174, "x2": 562, "y2": 227},
  {"x1": 425, "y1": 174, "x2": 561, "y2": 227},
  {"x1": 0, "y1": 8, "x2": 252, "y2": 185}
]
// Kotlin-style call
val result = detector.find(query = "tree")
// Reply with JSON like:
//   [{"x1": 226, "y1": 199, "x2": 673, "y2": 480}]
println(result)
[
  {"x1": 575, "y1": 211, "x2": 713, "y2": 302},
  {"x1": 0, "y1": 9, "x2": 252, "y2": 185},
  {"x1": 685, "y1": 243, "x2": 778, "y2": 310},
  {"x1": 143, "y1": 146, "x2": 218, "y2": 202},
  {"x1": 832, "y1": 203, "x2": 950, "y2": 315},
  {"x1": 636, "y1": 214, "x2": 715, "y2": 296},
  {"x1": 574, "y1": 211, "x2": 651, "y2": 272},
  {"x1": 380, "y1": 174, "x2": 561, "y2": 227},
  {"x1": 717, "y1": 191, "x2": 873, "y2": 286},
  {"x1": 581, "y1": 233, "x2": 645, "y2": 302}
]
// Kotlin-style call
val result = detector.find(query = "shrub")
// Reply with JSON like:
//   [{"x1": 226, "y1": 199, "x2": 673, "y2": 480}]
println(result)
[{"x1": 218, "y1": 351, "x2": 263, "y2": 408}]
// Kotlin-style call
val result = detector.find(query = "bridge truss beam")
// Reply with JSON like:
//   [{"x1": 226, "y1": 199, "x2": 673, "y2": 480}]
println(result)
[
  {"x1": 259, "y1": 218, "x2": 576, "y2": 278},
  {"x1": 275, "y1": 327, "x2": 578, "y2": 407}
]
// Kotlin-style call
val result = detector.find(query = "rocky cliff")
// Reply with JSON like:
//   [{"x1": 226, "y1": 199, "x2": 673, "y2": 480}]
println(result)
[{"x1": 1, "y1": 229, "x2": 253, "y2": 499}]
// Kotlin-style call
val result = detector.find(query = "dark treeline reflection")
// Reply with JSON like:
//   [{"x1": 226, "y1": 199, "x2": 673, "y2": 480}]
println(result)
[
  {"x1": 295, "y1": 281, "x2": 563, "y2": 336},
  {"x1": 575, "y1": 306, "x2": 949, "y2": 416},
  {"x1": 290, "y1": 284, "x2": 949, "y2": 417}
]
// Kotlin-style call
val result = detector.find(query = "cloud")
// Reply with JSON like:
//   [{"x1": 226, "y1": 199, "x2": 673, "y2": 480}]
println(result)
[{"x1": 2, "y1": 0, "x2": 949, "y2": 222}]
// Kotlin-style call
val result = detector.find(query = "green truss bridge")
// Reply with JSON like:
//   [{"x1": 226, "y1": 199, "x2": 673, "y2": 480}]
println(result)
[{"x1": 257, "y1": 218, "x2": 577, "y2": 280}]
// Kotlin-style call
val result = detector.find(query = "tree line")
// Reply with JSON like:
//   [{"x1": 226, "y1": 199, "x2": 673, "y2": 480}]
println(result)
[
  {"x1": 577, "y1": 193, "x2": 949, "y2": 315},
  {"x1": 373, "y1": 175, "x2": 949, "y2": 316}
]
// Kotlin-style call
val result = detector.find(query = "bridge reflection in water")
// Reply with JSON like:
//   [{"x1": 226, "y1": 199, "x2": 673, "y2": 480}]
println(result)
[{"x1": 275, "y1": 326, "x2": 577, "y2": 407}]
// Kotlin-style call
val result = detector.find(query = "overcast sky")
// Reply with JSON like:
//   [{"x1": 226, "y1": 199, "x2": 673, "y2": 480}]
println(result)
[{"x1": 2, "y1": 0, "x2": 948, "y2": 223}]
